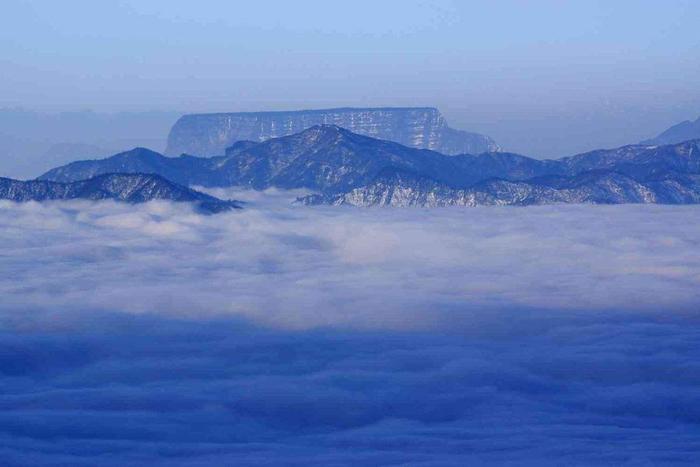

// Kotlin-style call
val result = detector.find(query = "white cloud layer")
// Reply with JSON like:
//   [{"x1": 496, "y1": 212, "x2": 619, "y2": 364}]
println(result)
[
  {"x1": 1, "y1": 195, "x2": 700, "y2": 329},
  {"x1": 2, "y1": 195, "x2": 700, "y2": 465}
]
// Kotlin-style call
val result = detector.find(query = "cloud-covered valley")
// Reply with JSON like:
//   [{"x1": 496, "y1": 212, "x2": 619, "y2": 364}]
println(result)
[
  {"x1": 1, "y1": 195, "x2": 700, "y2": 465},
  {"x1": 1, "y1": 194, "x2": 700, "y2": 328}
]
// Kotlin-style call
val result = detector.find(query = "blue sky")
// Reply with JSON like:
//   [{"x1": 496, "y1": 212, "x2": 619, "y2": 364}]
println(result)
[{"x1": 2, "y1": 0, "x2": 700, "y2": 155}]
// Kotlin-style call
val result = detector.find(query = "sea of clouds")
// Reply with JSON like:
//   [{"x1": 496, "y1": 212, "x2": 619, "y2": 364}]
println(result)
[{"x1": 1, "y1": 194, "x2": 699, "y2": 465}]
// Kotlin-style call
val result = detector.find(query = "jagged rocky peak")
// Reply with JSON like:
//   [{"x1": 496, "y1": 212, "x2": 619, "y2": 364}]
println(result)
[{"x1": 166, "y1": 107, "x2": 499, "y2": 157}]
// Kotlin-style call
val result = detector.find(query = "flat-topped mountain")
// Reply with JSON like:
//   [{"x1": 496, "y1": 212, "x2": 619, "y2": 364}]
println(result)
[
  {"x1": 1, "y1": 173, "x2": 240, "y2": 213},
  {"x1": 39, "y1": 125, "x2": 700, "y2": 207},
  {"x1": 165, "y1": 107, "x2": 499, "y2": 156}
]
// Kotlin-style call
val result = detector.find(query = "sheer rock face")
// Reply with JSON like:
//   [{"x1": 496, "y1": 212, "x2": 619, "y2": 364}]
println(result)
[
  {"x1": 165, "y1": 107, "x2": 499, "y2": 157},
  {"x1": 0, "y1": 173, "x2": 240, "y2": 213}
]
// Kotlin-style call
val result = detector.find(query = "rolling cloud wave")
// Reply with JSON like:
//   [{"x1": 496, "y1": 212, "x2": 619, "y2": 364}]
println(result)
[
  {"x1": 1, "y1": 196, "x2": 699, "y2": 464},
  {"x1": 1, "y1": 196, "x2": 699, "y2": 327}
]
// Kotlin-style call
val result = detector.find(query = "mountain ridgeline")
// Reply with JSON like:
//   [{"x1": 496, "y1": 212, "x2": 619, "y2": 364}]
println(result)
[
  {"x1": 39, "y1": 125, "x2": 700, "y2": 207},
  {"x1": 1, "y1": 173, "x2": 240, "y2": 213},
  {"x1": 165, "y1": 107, "x2": 499, "y2": 157},
  {"x1": 40, "y1": 126, "x2": 554, "y2": 191}
]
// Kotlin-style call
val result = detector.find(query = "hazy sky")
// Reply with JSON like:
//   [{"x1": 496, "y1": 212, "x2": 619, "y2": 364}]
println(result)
[{"x1": 2, "y1": 0, "x2": 700, "y2": 156}]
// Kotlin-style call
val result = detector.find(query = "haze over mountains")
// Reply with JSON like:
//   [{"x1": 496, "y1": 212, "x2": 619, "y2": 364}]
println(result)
[{"x1": 36, "y1": 124, "x2": 700, "y2": 208}]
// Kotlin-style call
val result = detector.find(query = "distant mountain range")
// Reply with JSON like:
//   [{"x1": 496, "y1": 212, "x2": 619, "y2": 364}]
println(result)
[
  {"x1": 642, "y1": 115, "x2": 700, "y2": 146},
  {"x1": 1, "y1": 173, "x2": 239, "y2": 213},
  {"x1": 165, "y1": 107, "x2": 499, "y2": 157},
  {"x1": 38, "y1": 125, "x2": 700, "y2": 207},
  {"x1": 41, "y1": 126, "x2": 543, "y2": 191}
]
